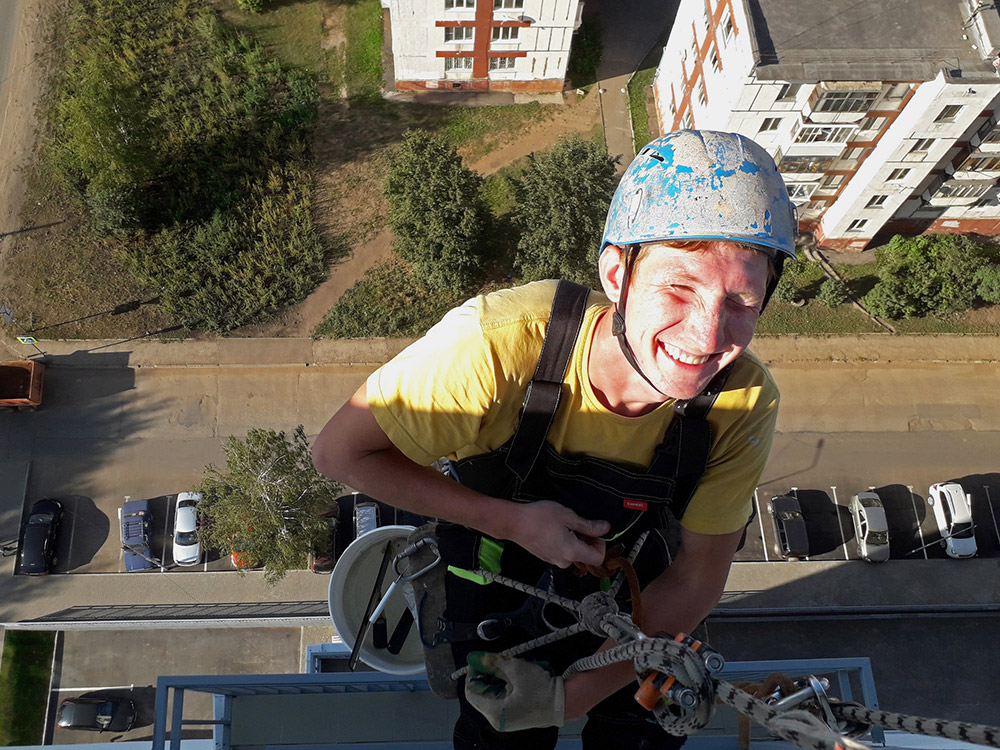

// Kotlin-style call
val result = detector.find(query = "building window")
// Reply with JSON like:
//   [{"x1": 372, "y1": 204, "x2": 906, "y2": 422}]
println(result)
[
  {"x1": 862, "y1": 116, "x2": 887, "y2": 132},
  {"x1": 760, "y1": 117, "x2": 781, "y2": 132},
  {"x1": 938, "y1": 182, "x2": 993, "y2": 199},
  {"x1": 704, "y1": 0, "x2": 712, "y2": 28},
  {"x1": 709, "y1": 46, "x2": 721, "y2": 71},
  {"x1": 691, "y1": 36, "x2": 699, "y2": 62},
  {"x1": 887, "y1": 168, "x2": 910, "y2": 181},
  {"x1": 776, "y1": 83, "x2": 800, "y2": 101},
  {"x1": 446, "y1": 0, "x2": 474, "y2": 7},
  {"x1": 795, "y1": 125, "x2": 856, "y2": 144},
  {"x1": 934, "y1": 104, "x2": 963, "y2": 123},
  {"x1": 815, "y1": 90, "x2": 879, "y2": 113},
  {"x1": 786, "y1": 183, "x2": 817, "y2": 200},
  {"x1": 444, "y1": 56, "x2": 474, "y2": 71},
  {"x1": 445, "y1": 26, "x2": 474, "y2": 42},
  {"x1": 909, "y1": 137, "x2": 934, "y2": 154},
  {"x1": 721, "y1": 12, "x2": 734, "y2": 43},
  {"x1": 885, "y1": 82, "x2": 910, "y2": 100},
  {"x1": 492, "y1": 26, "x2": 519, "y2": 41},
  {"x1": 489, "y1": 56, "x2": 517, "y2": 70},
  {"x1": 866, "y1": 194, "x2": 888, "y2": 208},
  {"x1": 697, "y1": 79, "x2": 707, "y2": 106},
  {"x1": 682, "y1": 110, "x2": 693, "y2": 129},
  {"x1": 493, "y1": 0, "x2": 523, "y2": 7},
  {"x1": 847, "y1": 219, "x2": 869, "y2": 232},
  {"x1": 961, "y1": 155, "x2": 1000, "y2": 171}
]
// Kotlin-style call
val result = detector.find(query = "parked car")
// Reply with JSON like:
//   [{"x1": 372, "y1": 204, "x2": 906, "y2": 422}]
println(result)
[
  {"x1": 927, "y1": 482, "x2": 977, "y2": 559},
  {"x1": 172, "y1": 491, "x2": 203, "y2": 566},
  {"x1": 20, "y1": 498, "x2": 63, "y2": 575},
  {"x1": 767, "y1": 494, "x2": 809, "y2": 559},
  {"x1": 56, "y1": 696, "x2": 136, "y2": 732},
  {"x1": 849, "y1": 491, "x2": 890, "y2": 563},
  {"x1": 229, "y1": 533, "x2": 260, "y2": 570},
  {"x1": 119, "y1": 499, "x2": 154, "y2": 571}
]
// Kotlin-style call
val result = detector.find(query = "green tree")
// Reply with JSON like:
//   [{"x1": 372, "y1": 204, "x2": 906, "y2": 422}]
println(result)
[
  {"x1": 863, "y1": 234, "x2": 990, "y2": 319},
  {"x1": 197, "y1": 426, "x2": 342, "y2": 584},
  {"x1": 975, "y1": 264, "x2": 1000, "y2": 304},
  {"x1": 511, "y1": 137, "x2": 618, "y2": 285},
  {"x1": 817, "y1": 277, "x2": 849, "y2": 307},
  {"x1": 769, "y1": 253, "x2": 807, "y2": 304},
  {"x1": 384, "y1": 130, "x2": 492, "y2": 293}
]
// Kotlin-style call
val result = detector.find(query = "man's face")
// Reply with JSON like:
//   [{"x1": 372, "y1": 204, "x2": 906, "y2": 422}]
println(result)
[{"x1": 603, "y1": 241, "x2": 770, "y2": 400}]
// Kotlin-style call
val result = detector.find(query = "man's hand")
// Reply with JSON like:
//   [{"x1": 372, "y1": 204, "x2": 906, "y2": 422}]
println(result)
[
  {"x1": 508, "y1": 500, "x2": 609, "y2": 568},
  {"x1": 465, "y1": 652, "x2": 565, "y2": 732}
]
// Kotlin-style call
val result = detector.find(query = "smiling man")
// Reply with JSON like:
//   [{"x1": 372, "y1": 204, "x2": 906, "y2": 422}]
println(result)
[{"x1": 313, "y1": 130, "x2": 797, "y2": 750}]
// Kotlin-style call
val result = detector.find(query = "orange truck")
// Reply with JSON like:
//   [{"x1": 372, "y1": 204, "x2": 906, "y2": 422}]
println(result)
[{"x1": 0, "y1": 360, "x2": 44, "y2": 411}]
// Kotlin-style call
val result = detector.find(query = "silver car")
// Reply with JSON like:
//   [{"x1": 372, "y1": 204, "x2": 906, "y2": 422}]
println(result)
[
  {"x1": 849, "y1": 491, "x2": 890, "y2": 563},
  {"x1": 927, "y1": 482, "x2": 977, "y2": 559},
  {"x1": 172, "y1": 491, "x2": 203, "y2": 566}
]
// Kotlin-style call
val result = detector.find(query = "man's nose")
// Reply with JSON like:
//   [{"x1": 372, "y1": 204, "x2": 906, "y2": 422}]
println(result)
[{"x1": 686, "y1": 301, "x2": 727, "y2": 352}]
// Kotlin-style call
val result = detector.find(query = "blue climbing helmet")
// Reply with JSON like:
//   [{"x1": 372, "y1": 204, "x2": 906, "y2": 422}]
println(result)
[{"x1": 601, "y1": 129, "x2": 797, "y2": 260}]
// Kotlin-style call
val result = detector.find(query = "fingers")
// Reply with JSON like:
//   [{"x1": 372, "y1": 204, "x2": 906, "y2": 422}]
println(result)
[
  {"x1": 570, "y1": 532, "x2": 606, "y2": 567},
  {"x1": 563, "y1": 512, "x2": 611, "y2": 540}
]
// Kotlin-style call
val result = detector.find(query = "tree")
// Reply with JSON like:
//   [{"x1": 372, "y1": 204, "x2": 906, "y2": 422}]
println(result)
[
  {"x1": 197, "y1": 426, "x2": 343, "y2": 584},
  {"x1": 384, "y1": 130, "x2": 492, "y2": 293},
  {"x1": 511, "y1": 137, "x2": 618, "y2": 285},
  {"x1": 817, "y1": 277, "x2": 849, "y2": 307},
  {"x1": 863, "y1": 234, "x2": 990, "y2": 319}
]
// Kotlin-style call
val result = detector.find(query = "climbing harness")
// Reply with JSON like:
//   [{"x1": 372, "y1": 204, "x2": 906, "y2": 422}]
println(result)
[{"x1": 434, "y1": 530, "x2": 1000, "y2": 750}]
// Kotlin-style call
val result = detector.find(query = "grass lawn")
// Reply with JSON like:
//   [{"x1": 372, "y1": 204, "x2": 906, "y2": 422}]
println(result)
[
  {"x1": 627, "y1": 66, "x2": 656, "y2": 153},
  {"x1": 0, "y1": 630, "x2": 55, "y2": 745}
]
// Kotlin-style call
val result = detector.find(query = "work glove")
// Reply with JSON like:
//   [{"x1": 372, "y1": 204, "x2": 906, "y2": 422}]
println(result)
[{"x1": 464, "y1": 652, "x2": 565, "y2": 732}]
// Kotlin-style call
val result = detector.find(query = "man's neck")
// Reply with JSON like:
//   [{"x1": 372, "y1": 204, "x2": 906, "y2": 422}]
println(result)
[{"x1": 588, "y1": 310, "x2": 672, "y2": 418}]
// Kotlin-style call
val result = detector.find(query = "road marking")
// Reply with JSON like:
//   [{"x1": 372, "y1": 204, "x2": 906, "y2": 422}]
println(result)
[
  {"x1": 42, "y1": 631, "x2": 61, "y2": 742},
  {"x1": 161, "y1": 498, "x2": 171, "y2": 568},
  {"x1": 908, "y1": 485, "x2": 928, "y2": 560},
  {"x1": 831, "y1": 486, "x2": 849, "y2": 560},
  {"x1": 53, "y1": 684, "x2": 135, "y2": 693},
  {"x1": 983, "y1": 486, "x2": 1000, "y2": 549},
  {"x1": 754, "y1": 488, "x2": 769, "y2": 562}
]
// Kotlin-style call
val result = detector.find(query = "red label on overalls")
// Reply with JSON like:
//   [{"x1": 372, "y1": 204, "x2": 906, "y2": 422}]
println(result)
[{"x1": 623, "y1": 499, "x2": 647, "y2": 511}]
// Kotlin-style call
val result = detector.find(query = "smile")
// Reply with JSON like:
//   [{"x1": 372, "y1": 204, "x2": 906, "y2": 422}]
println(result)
[{"x1": 661, "y1": 343, "x2": 710, "y2": 366}]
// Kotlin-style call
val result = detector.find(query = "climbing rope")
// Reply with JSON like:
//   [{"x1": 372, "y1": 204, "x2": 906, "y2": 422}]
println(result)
[{"x1": 439, "y1": 538, "x2": 1000, "y2": 750}]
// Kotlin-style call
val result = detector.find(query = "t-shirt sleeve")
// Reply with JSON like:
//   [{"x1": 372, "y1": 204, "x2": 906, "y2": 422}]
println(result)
[
  {"x1": 367, "y1": 300, "x2": 497, "y2": 466},
  {"x1": 678, "y1": 361, "x2": 779, "y2": 535}
]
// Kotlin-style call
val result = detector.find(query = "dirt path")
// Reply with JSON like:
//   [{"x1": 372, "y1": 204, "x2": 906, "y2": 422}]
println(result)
[{"x1": 0, "y1": 0, "x2": 54, "y2": 266}]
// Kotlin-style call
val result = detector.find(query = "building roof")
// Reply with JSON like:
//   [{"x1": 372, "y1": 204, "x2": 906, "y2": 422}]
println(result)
[{"x1": 746, "y1": 0, "x2": 1000, "y2": 82}]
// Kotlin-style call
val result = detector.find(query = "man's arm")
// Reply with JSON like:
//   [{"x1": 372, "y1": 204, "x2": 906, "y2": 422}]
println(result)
[
  {"x1": 562, "y1": 525, "x2": 743, "y2": 720},
  {"x1": 312, "y1": 385, "x2": 609, "y2": 569}
]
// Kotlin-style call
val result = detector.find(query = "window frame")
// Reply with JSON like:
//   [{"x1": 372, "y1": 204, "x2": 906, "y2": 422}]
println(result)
[
  {"x1": 865, "y1": 194, "x2": 888, "y2": 209},
  {"x1": 887, "y1": 168, "x2": 910, "y2": 182},
  {"x1": 815, "y1": 90, "x2": 879, "y2": 114},
  {"x1": 847, "y1": 218, "x2": 869, "y2": 232},
  {"x1": 444, "y1": 56, "x2": 474, "y2": 71},
  {"x1": 489, "y1": 55, "x2": 517, "y2": 70},
  {"x1": 909, "y1": 137, "x2": 934, "y2": 154},
  {"x1": 445, "y1": 0, "x2": 475, "y2": 8},
  {"x1": 444, "y1": 26, "x2": 474, "y2": 42},
  {"x1": 491, "y1": 25, "x2": 519, "y2": 41},
  {"x1": 493, "y1": 0, "x2": 523, "y2": 8},
  {"x1": 760, "y1": 117, "x2": 781, "y2": 132},
  {"x1": 934, "y1": 104, "x2": 963, "y2": 123}
]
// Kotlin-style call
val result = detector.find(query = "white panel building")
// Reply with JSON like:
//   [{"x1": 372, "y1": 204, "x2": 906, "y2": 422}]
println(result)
[
  {"x1": 381, "y1": 0, "x2": 583, "y2": 93},
  {"x1": 652, "y1": 0, "x2": 1000, "y2": 250}
]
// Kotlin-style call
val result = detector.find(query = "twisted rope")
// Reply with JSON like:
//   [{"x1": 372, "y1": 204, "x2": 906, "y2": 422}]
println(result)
[{"x1": 832, "y1": 703, "x2": 1000, "y2": 748}]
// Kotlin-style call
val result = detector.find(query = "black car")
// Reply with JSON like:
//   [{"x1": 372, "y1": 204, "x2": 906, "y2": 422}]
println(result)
[
  {"x1": 20, "y1": 498, "x2": 63, "y2": 575},
  {"x1": 767, "y1": 494, "x2": 809, "y2": 560},
  {"x1": 56, "y1": 697, "x2": 137, "y2": 732}
]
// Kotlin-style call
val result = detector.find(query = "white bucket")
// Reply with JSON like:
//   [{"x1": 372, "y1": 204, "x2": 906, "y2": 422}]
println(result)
[{"x1": 328, "y1": 525, "x2": 426, "y2": 675}]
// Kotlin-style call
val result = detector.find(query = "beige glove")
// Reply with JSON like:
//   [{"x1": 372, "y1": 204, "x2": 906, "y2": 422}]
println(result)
[{"x1": 464, "y1": 652, "x2": 566, "y2": 732}]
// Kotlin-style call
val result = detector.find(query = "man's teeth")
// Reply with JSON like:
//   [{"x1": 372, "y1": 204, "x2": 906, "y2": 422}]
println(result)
[{"x1": 662, "y1": 344, "x2": 709, "y2": 365}]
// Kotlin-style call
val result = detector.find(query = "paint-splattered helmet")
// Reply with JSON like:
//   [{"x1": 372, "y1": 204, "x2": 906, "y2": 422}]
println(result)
[{"x1": 601, "y1": 130, "x2": 797, "y2": 260}]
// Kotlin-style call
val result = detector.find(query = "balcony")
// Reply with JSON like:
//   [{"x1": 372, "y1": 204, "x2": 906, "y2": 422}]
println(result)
[{"x1": 924, "y1": 178, "x2": 997, "y2": 207}]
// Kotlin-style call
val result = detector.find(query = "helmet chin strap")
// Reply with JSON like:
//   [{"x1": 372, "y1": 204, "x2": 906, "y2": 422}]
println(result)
[{"x1": 610, "y1": 245, "x2": 670, "y2": 398}]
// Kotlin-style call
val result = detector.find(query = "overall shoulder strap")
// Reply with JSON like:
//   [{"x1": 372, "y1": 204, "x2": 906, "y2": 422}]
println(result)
[{"x1": 505, "y1": 280, "x2": 590, "y2": 482}]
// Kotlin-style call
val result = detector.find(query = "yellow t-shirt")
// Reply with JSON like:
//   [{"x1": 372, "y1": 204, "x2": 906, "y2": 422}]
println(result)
[{"x1": 368, "y1": 280, "x2": 779, "y2": 535}]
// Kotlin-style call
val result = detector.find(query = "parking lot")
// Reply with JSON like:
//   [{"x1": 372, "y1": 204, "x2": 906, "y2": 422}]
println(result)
[{"x1": 742, "y1": 473, "x2": 1000, "y2": 563}]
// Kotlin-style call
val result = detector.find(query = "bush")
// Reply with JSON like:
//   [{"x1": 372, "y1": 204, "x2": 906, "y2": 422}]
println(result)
[
  {"x1": 41, "y1": 0, "x2": 323, "y2": 331},
  {"x1": 770, "y1": 254, "x2": 807, "y2": 304},
  {"x1": 236, "y1": 0, "x2": 264, "y2": 11},
  {"x1": 314, "y1": 259, "x2": 464, "y2": 338},
  {"x1": 975, "y1": 264, "x2": 1000, "y2": 304},
  {"x1": 512, "y1": 136, "x2": 618, "y2": 285},
  {"x1": 862, "y1": 234, "x2": 991, "y2": 319},
  {"x1": 384, "y1": 130, "x2": 493, "y2": 294},
  {"x1": 817, "y1": 277, "x2": 849, "y2": 307}
]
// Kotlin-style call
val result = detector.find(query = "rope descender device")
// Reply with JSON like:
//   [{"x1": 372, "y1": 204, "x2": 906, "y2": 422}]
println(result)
[{"x1": 443, "y1": 530, "x2": 1000, "y2": 750}]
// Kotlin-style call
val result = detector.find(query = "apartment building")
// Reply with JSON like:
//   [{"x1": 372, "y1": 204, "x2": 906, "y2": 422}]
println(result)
[
  {"x1": 652, "y1": 0, "x2": 1000, "y2": 250},
  {"x1": 380, "y1": 0, "x2": 583, "y2": 93}
]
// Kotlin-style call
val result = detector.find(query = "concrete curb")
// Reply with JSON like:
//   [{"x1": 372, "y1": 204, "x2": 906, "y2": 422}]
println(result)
[{"x1": 7, "y1": 334, "x2": 1000, "y2": 368}]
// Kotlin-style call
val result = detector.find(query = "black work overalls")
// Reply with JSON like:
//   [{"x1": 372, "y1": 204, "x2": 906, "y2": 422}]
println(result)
[{"x1": 436, "y1": 280, "x2": 729, "y2": 749}]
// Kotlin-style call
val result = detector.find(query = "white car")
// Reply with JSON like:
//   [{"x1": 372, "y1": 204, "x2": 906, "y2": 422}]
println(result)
[
  {"x1": 927, "y1": 482, "x2": 977, "y2": 559},
  {"x1": 849, "y1": 491, "x2": 890, "y2": 563},
  {"x1": 172, "y1": 492, "x2": 203, "y2": 566}
]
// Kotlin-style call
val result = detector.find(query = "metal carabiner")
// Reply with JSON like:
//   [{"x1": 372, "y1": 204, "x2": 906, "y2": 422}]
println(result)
[{"x1": 394, "y1": 536, "x2": 441, "y2": 581}]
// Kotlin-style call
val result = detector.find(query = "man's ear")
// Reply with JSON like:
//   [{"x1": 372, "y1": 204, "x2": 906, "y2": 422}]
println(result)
[{"x1": 598, "y1": 244, "x2": 626, "y2": 304}]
